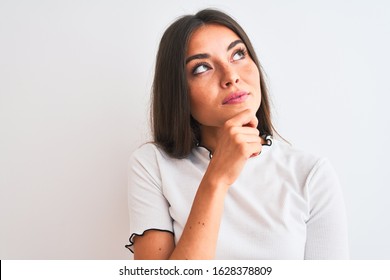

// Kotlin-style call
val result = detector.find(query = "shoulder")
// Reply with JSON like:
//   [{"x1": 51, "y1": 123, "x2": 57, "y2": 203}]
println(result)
[
  {"x1": 271, "y1": 139, "x2": 341, "y2": 192},
  {"x1": 266, "y1": 139, "x2": 340, "y2": 190},
  {"x1": 128, "y1": 143, "x2": 174, "y2": 192},
  {"x1": 128, "y1": 143, "x2": 165, "y2": 178},
  {"x1": 129, "y1": 142, "x2": 187, "y2": 175},
  {"x1": 131, "y1": 142, "x2": 163, "y2": 159},
  {"x1": 130, "y1": 142, "x2": 171, "y2": 164},
  {"x1": 270, "y1": 138, "x2": 323, "y2": 172}
]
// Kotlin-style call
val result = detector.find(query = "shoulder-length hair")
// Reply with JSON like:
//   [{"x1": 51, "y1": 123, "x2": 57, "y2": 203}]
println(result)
[{"x1": 152, "y1": 9, "x2": 275, "y2": 158}]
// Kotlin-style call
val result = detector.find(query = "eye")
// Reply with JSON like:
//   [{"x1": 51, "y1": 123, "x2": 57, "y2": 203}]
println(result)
[
  {"x1": 232, "y1": 48, "x2": 247, "y2": 61},
  {"x1": 192, "y1": 63, "x2": 211, "y2": 75}
]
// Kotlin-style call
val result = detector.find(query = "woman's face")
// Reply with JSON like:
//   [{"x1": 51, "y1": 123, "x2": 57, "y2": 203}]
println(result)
[{"x1": 186, "y1": 24, "x2": 261, "y2": 128}]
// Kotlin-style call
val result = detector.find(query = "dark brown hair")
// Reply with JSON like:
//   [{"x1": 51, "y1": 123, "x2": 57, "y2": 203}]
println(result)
[{"x1": 152, "y1": 9, "x2": 275, "y2": 158}]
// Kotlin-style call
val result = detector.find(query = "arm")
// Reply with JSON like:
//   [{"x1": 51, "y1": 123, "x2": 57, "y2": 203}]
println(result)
[
  {"x1": 304, "y1": 159, "x2": 349, "y2": 259},
  {"x1": 133, "y1": 109, "x2": 262, "y2": 259},
  {"x1": 134, "y1": 171, "x2": 229, "y2": 260}
]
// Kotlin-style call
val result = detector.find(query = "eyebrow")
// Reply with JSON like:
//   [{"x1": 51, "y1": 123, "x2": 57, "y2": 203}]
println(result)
[
  {"x1": 227, "y1": 39, "x2": 244, "y2": 51},
  {"x1": 185, "y1": 39, "x2": 244, "y2": 64}
]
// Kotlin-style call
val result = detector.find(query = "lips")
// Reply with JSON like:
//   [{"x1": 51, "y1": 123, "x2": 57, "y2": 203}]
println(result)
[{"x1": 222, "y1": 91, "x2": 250, "y2": 105}]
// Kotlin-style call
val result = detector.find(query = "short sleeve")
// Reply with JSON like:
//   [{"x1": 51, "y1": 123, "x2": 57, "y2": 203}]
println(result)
[
  {"x1": 304, "y1": 158, "x2": 349, "y2": 259},
  {"x1": 125, "y1": 144, "x2": 173, "y2": 253}
]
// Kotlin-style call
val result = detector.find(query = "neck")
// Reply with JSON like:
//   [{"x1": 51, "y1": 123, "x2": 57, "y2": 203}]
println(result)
[{"x1": 199, "y1": 125, "x2": 218, "y2": 153}]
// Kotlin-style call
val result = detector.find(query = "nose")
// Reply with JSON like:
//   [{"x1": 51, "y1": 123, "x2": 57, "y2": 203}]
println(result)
[{"x1": 220, "y1": 64, "x2": 239, "y2": 88}]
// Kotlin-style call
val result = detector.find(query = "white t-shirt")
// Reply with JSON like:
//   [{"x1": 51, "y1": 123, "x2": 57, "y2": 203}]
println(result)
[{"x1": 126, "y1": 139, "x2": 349, "y2": 259}]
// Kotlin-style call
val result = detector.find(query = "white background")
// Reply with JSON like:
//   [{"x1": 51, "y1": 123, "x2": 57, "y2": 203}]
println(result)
[{"x1": 0, "y1": 0, "x2": 389, "y2": 259}]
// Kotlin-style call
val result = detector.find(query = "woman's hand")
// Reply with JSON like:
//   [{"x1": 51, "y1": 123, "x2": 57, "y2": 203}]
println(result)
[{"x1": 205, "y1": 109, "x2": 262, "y2": 187}]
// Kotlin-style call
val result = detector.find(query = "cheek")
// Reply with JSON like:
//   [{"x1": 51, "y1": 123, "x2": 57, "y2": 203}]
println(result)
[
  {"x1": 188, "y1": 83, "x2": 220, "y2": 125},
  {"x1": 243, "y1": 63, "x2": 260, "y2": 85},
  {"x1": 188, "y1": 79, "x2": 216, "y2": 110},
  {"x1": 188, "y1": 86, "x2": 206, "y2": 119},
  {"x1": 242, "y1": 63, "x2": 261, "y2": 107},
  {"x1": 190, "y1": 96, "x2": 210, "y2": 118}
]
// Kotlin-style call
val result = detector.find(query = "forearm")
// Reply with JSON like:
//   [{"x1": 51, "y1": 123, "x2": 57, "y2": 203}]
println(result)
[{"x1": 169, "y1": 172, "x2": 229, "y2": 260}]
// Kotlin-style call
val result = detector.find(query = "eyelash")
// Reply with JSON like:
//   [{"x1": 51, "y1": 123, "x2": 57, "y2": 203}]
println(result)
[
  {"x1": 233, "y1": 47, "x2": 247, "y2": 60},
  {"x1": 191, "y1": 47, "x2": 248, "y2": 75},
  {"x1": 192, "y1": 62, "x2": 211, "y2": 75}
]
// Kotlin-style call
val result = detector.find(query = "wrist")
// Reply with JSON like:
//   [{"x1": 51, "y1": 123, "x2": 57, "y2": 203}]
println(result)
[{"x1": 201, "y1": 167, "x2": 231, "y2": 194}]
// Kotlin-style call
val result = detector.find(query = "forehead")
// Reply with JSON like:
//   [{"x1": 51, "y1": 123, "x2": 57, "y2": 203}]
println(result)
[{"x1": 187, "y1": 24, "x2": 241, "y2": 54}]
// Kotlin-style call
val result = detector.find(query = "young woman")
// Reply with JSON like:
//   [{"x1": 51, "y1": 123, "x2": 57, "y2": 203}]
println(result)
[{"x1": 125, "y1": 9, "x2": 349, "y2": 260}]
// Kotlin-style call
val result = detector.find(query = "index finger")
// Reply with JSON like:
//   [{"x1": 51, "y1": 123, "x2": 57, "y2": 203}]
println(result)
[{"x1": 224, "y1": 109, "x2": 258, "y2": 128}]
